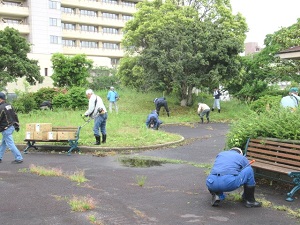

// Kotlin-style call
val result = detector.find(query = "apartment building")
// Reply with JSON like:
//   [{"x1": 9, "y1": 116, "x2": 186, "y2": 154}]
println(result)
[{"x1": 0, "y1": 0, "x2": 138, "y2": 91}]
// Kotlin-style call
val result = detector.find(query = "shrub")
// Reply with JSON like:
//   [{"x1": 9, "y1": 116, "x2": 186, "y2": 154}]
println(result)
[
  {"x1": 250, "y1": 95, "x2": 281, "y2": 113},
  {"x1": 13, "y1": 92, "x2": 38, "y2": 113},
  {"x1": 67, "y1": 87, "x2": 87, "y2": 110}
]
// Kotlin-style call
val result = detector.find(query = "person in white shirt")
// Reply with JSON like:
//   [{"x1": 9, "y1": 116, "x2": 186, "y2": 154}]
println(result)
[
  {"x1": 197, "y1": 103, "x2": 211, "y2": 123},
  {"x1": 83, "y1": 89, "x2": 108, "y2": 145},
  {"x1": 280, "y1": 87, "x2": 300, "y2": 112}
]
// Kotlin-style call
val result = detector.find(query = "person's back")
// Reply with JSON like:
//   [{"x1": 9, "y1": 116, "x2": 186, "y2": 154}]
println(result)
[
  {"x1": 280, "y1": 87, "x2": 300, "y2": 111},
  {"x1": 153, "y1": 97, "x2": 170, "y2": 117},
  {"x1": 146, "y1": 110, "x2": 161, "y2": 129}
]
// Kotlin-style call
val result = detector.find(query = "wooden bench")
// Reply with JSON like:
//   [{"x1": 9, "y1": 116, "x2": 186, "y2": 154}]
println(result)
[
  {"x1": 244, "y1": 137, "x2": 300, "y2": 202},
  {"x1": 24, "y1": 126, "x2": 82, "y2": 156}
]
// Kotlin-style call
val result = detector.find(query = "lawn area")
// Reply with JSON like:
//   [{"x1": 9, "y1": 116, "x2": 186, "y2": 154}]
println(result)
[{"x1": 13, "y1": 89, "x2": 250, "y2": 147}]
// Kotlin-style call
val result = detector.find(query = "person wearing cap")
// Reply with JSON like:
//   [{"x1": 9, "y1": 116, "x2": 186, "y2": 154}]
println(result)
[
  {"x1": 145, "y1": 110, "x2": 162, "y2": 130},
  {"x1": 206, "y1": 147, "x2": 261, "y2": 208},
  {"x1": 280, "y1": 87, "x2": 300, "y2": 111},
  {"x1": 107, "y1": 86, "x2": 119, "y2": 113},
  {"x1": 212, "y1": 87, "x2": 221, "y2": 113},
  {"x1": 153, "y1": 97, "x2": 170, "y2": 117},
  {"x1": 197, "y1": 102, "x2": 210, "y2": 123},
  {"x1": 0, "y1": 92, "x2": 23, "y2": 164},
  {"x1": 82, "y1": 89, "x2": 108, "y2": 145}
]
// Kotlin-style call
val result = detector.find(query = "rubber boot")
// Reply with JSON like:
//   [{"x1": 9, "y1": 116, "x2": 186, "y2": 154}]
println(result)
[
  {"x1": 167, "y1": 112, "x2": 170, "y2": 117},
  {"x1": 243, "y1": 185, "x2": 262, "y2": 208},
  {"x1": 211, "y1": 108, "x2": 214, "y2": 112},
  {"x1": 200, "y1": 118, "x2": 204, "y2": 124},
  {"x1": 94, "y1": 135, "x2": 101, "y2": 145},
  {"x1": 218, "y1": 109, "x2": 220, "y2": 113},
  {"x1": 102, "y1": 134, "x2": 106, "y2": 144},
  {"x1": 207, "y1": 118, "x2": 209, "y2": 123}
]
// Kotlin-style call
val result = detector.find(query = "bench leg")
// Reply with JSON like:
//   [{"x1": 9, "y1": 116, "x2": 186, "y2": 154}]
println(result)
[
  {"x1": 286, "y1": 173, "x2": 300, "y2": 202},
  {"x1": 67, "y1": 140, "x2": 80, "y2": 156},
  {"x1": 24, "y1": 141, "x2": 38, "y2": 154}
]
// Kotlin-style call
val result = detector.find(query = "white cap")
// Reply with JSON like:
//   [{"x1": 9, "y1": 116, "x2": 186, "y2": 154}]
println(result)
[{"x1": 86, "y1": 89, "x2": 94, "y2": 95}]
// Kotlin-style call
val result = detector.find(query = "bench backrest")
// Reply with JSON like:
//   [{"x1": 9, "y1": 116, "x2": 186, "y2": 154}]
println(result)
[
  {"x1": 52, "y1": 126, "x2": 80, "y2": 140},
  {"x1": 245, "y1": 138, "x2": 300, "y2": 169}
]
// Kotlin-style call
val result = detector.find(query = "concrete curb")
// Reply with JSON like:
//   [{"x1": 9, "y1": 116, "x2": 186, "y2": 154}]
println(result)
[{"x1": 16, "y1": 136, "x2": 185, "y2": 153}]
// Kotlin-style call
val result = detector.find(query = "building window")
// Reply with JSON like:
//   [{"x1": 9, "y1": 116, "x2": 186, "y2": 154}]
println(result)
[
  {"x1": 62, "y1": 39, "x2": 76, "y2": 47},
  {"x1": 2, "y1": 18, "x2": 20, "y2": 24},
  {"x1": 49, "y1": 18, "x2": 61, "y2": 26},
  {"x1": 2, "y1": 1, "x2": 22, "y2": 6},
  {"x1": 50, "y1": 35, "x2": 60, "y2": 44},
  {"x1": 81, "y1": 25, "x2": 98, "y2": 32},
  {"x1": 102, "y1": 0, "x2": 117, "y2": 4},
  {"x1": 111, "y1": 58, "x2": 119, "y2": 65},
  {"x1": 62, "y1": 23, "x2": 75, "y2": 30},
  {"x1": 103, "y1": 27, "x2": 118, "y2": 34},
  {"x1": 122, "y1": 15, "x2": 133, "y2": 21},
  {"x1": 122, "y1": 1, "x2": 135, "y2": 7},
  {"x1": 80, "y1": 10, "x2": 97, "y2": 17},
  {"x1": 80, "y1": 41, "x2": 98, "y2": 48},
  {"x1": 103, "y1": 42, "x2": 119, "y2": 49},
  {"x1": 61, "y1": 7, "x2": 75, "y2": 14},
  {"x1": 49, "y1": 0, "x2": 60, "y2": 9},
  {"x1": 102, "y1": 13, "x2": 118, "y2": 19}
]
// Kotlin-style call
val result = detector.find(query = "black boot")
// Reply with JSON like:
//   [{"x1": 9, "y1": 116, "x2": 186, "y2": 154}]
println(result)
[
  {"x1": 218, "y1": 109, "x2": 220, "y2": 113},
  {"x1": 243, "y1": 185, "x2": 262, "y2": 208},
  {"x1": 94, "y1": 135, "x2": 101, "y2": 145},
  {"x1": 102, "y1": 134, "x2": 106, "y2": 143},
  {"x1": 207, "y1": 118, "x2": 209, "y2": 123},
  {"x1": 211, "y1": 108, "x2": 214, "y2": 112},
  {"x1": 200, "y1": 118, "x2": 204, "y2": 124},
  {"x1": 167, "y1": 112, "x2": 170, "y2": 117}
]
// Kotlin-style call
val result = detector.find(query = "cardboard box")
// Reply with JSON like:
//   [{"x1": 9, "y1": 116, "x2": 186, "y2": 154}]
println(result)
[
  {"x1": 57, "y1": 132, "x2": 76, "y2": 141},
  {"x1": 47, "y1": 132, "x2": 57, "y2": 141},
  {"x1": 33, "y1": 131, "x2": 48, "y2": 141},
  {"x1": 26, "y1": 123, "x2": 52, "y2": 132}
]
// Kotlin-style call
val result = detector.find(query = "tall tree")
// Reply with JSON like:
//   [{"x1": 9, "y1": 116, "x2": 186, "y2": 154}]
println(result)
[
  {"x1": 51, "y1": 53, "x2": 93, "y2": 88},
  {"x1": 0, "y1": 27, "x2": 42, "y2": 89},
  {"x1": 121, "y1": 0, "x2": 247, "y2": 105}
]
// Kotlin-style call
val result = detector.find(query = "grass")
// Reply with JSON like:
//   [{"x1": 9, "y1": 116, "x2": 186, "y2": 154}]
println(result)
[
  {"x1": 68, "y1": 195, "x2": 96, "y2": 212},
  {"x1": 13, "y1": 88, "x2": 251, "y2": 147},
  {"x1": 136, "y1": 175, "x2": 147, "y2": 187},
  {"x1": 68, "y1": 170, "x2": 89, "y2": 184}
]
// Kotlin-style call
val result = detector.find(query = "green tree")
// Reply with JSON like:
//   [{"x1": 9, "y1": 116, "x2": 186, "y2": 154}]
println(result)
[
  {"x1": 51, "y1": 53, "x2": 93, "y2": 88},
  {"x1": 121, "y1": 0, "x2": 247, "y2": 106},
  {"x1": 0, "y1": 27, "x2": 42, "y2": 89}
]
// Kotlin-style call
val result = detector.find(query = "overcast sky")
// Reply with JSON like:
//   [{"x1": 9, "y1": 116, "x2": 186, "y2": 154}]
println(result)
[{"x1": 230, "y1": 0, "x2": 300, "y2": 47}]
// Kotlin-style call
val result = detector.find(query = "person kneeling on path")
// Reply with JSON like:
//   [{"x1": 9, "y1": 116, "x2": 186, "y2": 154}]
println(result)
[
  {"x1": 82, "y1": 89, "x2": 108, "y2": 145},
  {"x1": 154, "y1": 97, "x2": 170, "y2": 117},
  {"x1": 206, "y1": 147, "x2": 261, "y2": 208},
  {"x1": 197, "y1": 103, "x2": 210, "y2": 123},
  {"x1": 146, "y1": 110, "x2": 162, "y2": 130}
]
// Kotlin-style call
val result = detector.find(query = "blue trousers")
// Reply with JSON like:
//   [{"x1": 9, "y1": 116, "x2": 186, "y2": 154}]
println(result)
[
  {"x1": 206, "y1": 166, "x2": 256, "y2": 193},
  {"x1": 93, "y1": 113, "x2": 108, "y2": 136},
  {"x1": 0, "y1": 126, "x2": 23, "y2": 161}
]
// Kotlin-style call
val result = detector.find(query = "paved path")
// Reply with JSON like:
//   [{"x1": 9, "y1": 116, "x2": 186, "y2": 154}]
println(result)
[{"x1": 0, "y1": 123, "x2": 299, "y2": 225}]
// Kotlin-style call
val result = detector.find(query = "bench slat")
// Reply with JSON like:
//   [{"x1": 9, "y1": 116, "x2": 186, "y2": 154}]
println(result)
[
  {"x1": 249, "y1": 158, "x2": 300, "y2": 172},
  {"x1": 248, "y1": 141, "x2": 300, "y2": 155},
  {"x1": 247, "y1": 146, "x2": 300, "y2": 161}
]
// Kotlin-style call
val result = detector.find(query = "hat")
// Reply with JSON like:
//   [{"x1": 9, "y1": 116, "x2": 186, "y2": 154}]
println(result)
[
  {"x1": 153, "y1": 98, "x2": 158, "y2": 103},
  {"x1": 289, "y1": 87, "x2": 298, "y2": 93},
  {"x1": 231, "y1": 147, "x2": 243, "y2": 155},
  {"x1": 0, "y1": 92, "x2": 6, "y2": 100},
  {"x1": 110, "y1": 86, "x2": 114, "y2": 90},
  {"x1": 85, "y1": 89, "x2": 94, "y2": 95}
]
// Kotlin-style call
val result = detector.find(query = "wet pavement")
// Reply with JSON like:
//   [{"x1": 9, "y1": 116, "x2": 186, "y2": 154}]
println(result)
[{"x1": 0, "y1": 122, "x2": 299, "y2": 225}]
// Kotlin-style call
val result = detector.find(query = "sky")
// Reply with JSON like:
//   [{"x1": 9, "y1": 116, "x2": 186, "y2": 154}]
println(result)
[{"x1": 230, "y1": 0, "x2": 300, "y2": 47}]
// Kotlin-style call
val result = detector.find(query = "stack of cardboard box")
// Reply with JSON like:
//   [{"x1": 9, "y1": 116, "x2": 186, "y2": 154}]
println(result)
[{"x1": 25, "y1": 123, "x2": 76, "y2": 141}]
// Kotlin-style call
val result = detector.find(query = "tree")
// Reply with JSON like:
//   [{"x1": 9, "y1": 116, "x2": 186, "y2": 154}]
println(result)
[
  {"x1": 0, "y1": 27, "x2": 42, "y2": 89},
  {"x1": 51, "y1": 53, "x2": 93, "y2": 88},
  {"x1": 121, "y1": 0, "x2": 247, "y2": 106}
]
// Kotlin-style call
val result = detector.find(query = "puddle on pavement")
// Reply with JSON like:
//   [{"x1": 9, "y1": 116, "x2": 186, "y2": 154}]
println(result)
[{"x1": 119, "y1": 158, "x2": 165, "y2": 167}]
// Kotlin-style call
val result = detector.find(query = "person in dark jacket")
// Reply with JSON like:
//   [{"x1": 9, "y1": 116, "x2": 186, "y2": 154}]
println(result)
[
  {"x1": 212, "y1": 87, "x2": 221, "y2": 113},
  {"x1": 145, "y1": 110, "x2": 162, "y2": 130},
  {"x1": 154, "y1": 97, "x2": 170, "y2": 117},
  {"x1": 206, "y1": 147, "x2": 261, "y2": 208},
  {"x1": 40, "y1": 101, "x2": 53, "y2": 110},
  {"x1": 0, "y1": 92, "x2": 23, "y2": 164}
]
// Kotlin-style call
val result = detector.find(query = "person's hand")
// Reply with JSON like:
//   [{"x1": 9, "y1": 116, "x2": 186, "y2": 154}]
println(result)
[{"x1": 81, "y1": 114, "x2": 87, "y2": 118}]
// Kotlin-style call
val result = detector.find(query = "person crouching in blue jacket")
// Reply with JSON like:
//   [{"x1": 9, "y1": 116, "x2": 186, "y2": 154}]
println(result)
[
  {"x1": 145, "y1": 110, "x2": 162, "y2": 130},
  {"x1": 206, "y1": 147, "x2": 261, "y2": 208}
]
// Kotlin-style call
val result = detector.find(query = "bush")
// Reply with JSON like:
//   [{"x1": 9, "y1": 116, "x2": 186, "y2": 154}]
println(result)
[
  {"x1": 226, "y1": 107, "x2": 300, "y2": 150},
  {"x1": 250, "y1": 95, "x2": 281, "y2": 113},
  {"x1": 13, "y1": 92, "x2": 38, "y2": 113},
  {"x1": 32, "y1": 87, "x2": 64, "y2": 106},
  {"x1": 67, "y1": 87, "x2": 87, "y2": 110}
]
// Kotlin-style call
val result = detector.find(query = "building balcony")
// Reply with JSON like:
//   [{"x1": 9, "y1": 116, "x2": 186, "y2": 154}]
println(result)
[
  {"x1": 62, "y1": 29, "x2": 123, "y2": 42},
  {"x1": 0, "y1": 23, "x2": 30, "y2": 34},
  {"x1": 62, "y1": 0, "x2": 137, "y2": 14},
  {"x1": 63, "y1": 46, "x2": 125, "y2": 57},
  {"x1": 0, "y1": 4, "x2": 29, "y2": 17},
  {"x1": 62, "y1": 13, "x2": 126, "y2": 27}
]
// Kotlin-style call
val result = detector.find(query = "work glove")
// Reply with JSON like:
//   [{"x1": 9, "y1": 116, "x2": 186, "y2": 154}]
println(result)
[{"x1": 81, "y1": 114, "x2": 87, "y2": 118}]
